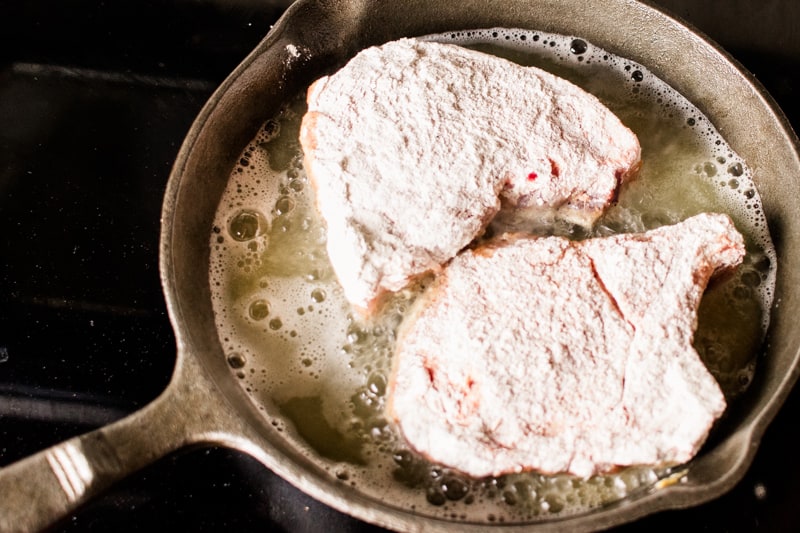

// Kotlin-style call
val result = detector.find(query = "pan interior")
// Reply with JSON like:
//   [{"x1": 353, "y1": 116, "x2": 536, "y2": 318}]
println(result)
[{"x1": 205, "y1": 27, "x2": 776, "y2": 524}]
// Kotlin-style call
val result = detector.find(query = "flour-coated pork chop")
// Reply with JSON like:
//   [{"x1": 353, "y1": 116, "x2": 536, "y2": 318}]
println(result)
[
  {"x1": 300, "y1": 38, "x2": 641, "y2": 312},
  {"x1": 387, "y1": 213, "x2": 744, "y2": 478}
]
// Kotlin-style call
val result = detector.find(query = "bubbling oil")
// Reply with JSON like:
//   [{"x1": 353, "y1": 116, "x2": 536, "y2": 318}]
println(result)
[{"x1": 208, "y1": 28, "x2": 776, "y2": 524}]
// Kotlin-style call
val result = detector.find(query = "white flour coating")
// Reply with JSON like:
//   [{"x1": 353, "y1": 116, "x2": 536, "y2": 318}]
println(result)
[
  {"x1": 300, "y1": 38, "x2": 640, "y2": 312},
  {"x1": 389, "y1": 213, "x2": 743, "y2": 478}
]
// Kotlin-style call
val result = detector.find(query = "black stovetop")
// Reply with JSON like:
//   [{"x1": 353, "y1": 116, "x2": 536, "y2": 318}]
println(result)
[{"x1": 1, "y1": 1, "x2": 798, "y2": 531}]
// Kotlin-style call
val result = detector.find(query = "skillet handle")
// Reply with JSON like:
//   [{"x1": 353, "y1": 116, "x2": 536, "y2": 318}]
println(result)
[{"x1": 0, "y1": 352, "x2": 237, "y2": 533}]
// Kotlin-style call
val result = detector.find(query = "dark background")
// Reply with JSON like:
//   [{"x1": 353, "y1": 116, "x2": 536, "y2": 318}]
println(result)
[{"x1": 1, "y1": 1, "x2": 798, "y2": 531}]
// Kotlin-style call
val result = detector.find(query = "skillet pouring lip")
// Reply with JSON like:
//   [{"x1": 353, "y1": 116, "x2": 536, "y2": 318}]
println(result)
[{"x1": 159, "y1": 0, "x2": 800, "y2": 531}]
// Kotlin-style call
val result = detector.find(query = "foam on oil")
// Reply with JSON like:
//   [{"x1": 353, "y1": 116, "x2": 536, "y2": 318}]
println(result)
[{"x1": 208, "y1": 28, "x2": 776, "y2": 524}]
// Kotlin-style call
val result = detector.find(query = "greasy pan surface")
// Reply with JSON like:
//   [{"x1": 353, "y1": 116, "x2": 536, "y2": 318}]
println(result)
[{"x1": 161, "y1": 0, "x2": 800, "y2": 530}]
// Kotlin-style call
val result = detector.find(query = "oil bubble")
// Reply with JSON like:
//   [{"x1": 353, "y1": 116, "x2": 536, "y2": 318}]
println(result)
[
  {"x1": 311, "y1": 288, "x2": 327, "y2": 303},
  {"x1": 275, "y1": 195, "x2": 295, "y2": 215},
  {"x1": 569, "y1": 39, "x2": 587, "y2": 55},
  {"x1": 346, "y1": 325, "x2": 368, "y2": 345},
  {"x1": 426, "y1": 487, "x2": 447, "y2": 506},
  {"x1": 248, "y1": 299, "x2": 271, "y2": 321},
  {"x1": 263, "y1": 119, "x2": 280, "y2": 139},
  {"x1": 367, "y1": 373, "x2": 387, "y2": 396},
  {"x1": 269, "y1": 318, "x2": 283, "y2": 330},
  {"x1": 227, "y1": 352, "x2": 247, "y2": 369},
  {"x1": 229, "y1": 210, "x2": 267, "y2": 242},
  {"x1": 544, "y1": 494, "x2": 565, "y2": 513},
  {"x1": 728, "y1": 162, "x2": 744, "y2": 176},
  {"x1": 393, "y1": 449, "x2": 414, "y2": 467},
  {"x1": 442, "y1": 475, "x2": 470, "y2": 501},
  {"x1": 503, "y1": 490, "x2": 518, "y2": 505}
]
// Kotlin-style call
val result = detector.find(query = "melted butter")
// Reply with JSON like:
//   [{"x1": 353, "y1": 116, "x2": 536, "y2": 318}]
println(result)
[{"x1": 208, "y1": 28, "x2": 776, "y2": 524}]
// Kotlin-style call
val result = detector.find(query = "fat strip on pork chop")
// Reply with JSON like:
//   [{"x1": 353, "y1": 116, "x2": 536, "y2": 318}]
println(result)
[
  {"x1": 300, "y1": 38, "x2": 641, "y2": 312},
  {"x1": 387, "y1": 213, "x2": 744, "y2": 478}
]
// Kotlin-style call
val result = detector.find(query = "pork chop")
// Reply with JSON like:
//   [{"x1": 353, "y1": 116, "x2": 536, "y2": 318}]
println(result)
[
  {"x1": 387, "y1": 213, "x2": 745, "y2": 478},
  {"x1": 300, "y1": 38, "x2": 641, "y2": 312}
]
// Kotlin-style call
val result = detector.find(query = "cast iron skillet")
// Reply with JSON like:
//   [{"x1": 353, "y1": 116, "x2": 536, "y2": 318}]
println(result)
[{"x1": 1, "y1": 0, "x2": 799, "y2": 531}]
